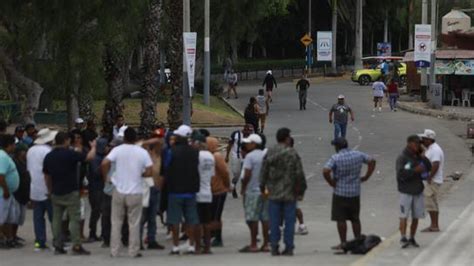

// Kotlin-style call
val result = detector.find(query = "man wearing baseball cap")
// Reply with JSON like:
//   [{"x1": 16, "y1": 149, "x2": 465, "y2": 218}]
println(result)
[
  {"x1": 329, "y1": 95, "x2": 354, "y2": 141},
  {"x1": 239, "y1": 133, "x2": 269, "y2": 253},
  {"x1": 419, "y1": 129, "x2": 444, "y2": 233}
]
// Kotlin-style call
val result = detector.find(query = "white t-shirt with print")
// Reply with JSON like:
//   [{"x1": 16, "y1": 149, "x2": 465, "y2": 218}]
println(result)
[
  {"x1": 372, "y1": 81, "x2": 387, "y2": 97},
  {"x1": 106, "y1": 144, "x2": 153, "y2": 194},
  {"x1": 425, "y1": 142, "x2": 445, "y2": 184},
  {"x1": 197, "y1": 150, "x2": 215, "y2": 203},
  {"x1": 27, "y1": 144, "x2": 52, "y2": 201}
]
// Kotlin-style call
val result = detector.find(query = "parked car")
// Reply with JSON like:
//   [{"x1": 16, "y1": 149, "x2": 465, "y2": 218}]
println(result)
[{"x1": 351, "y1": 56, "x2": 407, "y2": 86}]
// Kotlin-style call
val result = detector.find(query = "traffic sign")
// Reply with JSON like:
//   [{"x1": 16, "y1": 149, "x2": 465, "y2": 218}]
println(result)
[{"x1": 300, "y1": 34, "x2": 313, "y2": 47}]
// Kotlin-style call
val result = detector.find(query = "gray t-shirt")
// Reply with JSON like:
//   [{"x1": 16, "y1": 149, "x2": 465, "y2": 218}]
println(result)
[
  {"x1": 242, "y1": 149, "x2": 265, "y2": 194},
  {"x1": 331, "y1": 104, "x2": 352, "y2": 124}
]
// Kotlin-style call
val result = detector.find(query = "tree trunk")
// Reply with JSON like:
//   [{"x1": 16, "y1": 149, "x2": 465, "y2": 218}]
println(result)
[
  {"x1": 139, "y1": 0, "x2": 162, "y2": 137},
  {"x1": 261, "y1": 44, "x2": 267, "y2": 58},
  {"x1": 67, "y1": 70, "x2": 80, "y2": 130},
  {"x1": 354, "y1": 0, "x2": 363, "y2": 69},
  {"x1": 331, "y1": 0, "x2": 338, "y2": 73},
  {"x1": 102, "y1": 46, "x2": 125, "y2": 133},
  {"x1": 230, "y1": 38, "x2": 238, "y2": 64},
  {"x1": 370, "y1": 30, "x2": 374, "y2": 55},
  {"x1": 408, "y1": 0, "x2": 414, "y2": 49},
  {"x1": 384, "y1": 9, "x2": 389, "y2": 43},
  {"x1": 165, "y1": 0, "x2": 184, "y2": 130},
  {"x1": 247, "y1": 42, "x2": 254, "y2": 59},
  {"x1": 0, "y1": 48, "x2": 44, "y2": 124}
]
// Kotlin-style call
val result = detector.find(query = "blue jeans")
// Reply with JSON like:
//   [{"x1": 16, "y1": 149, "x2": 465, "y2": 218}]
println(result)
[
  {"x1": 389, "y1": 94, "x2": 398, "y2": 110},
  {"x1": 268, "y1": 200, "x2": 296, "y2": 250},
  {"x1": 334, "y1": 122, "x2": 347, "y2": 140},
  {"x1": 32, "y1": 199, "x2": 53, "y2": 246},
  {"x1": 140, "y1": 187, "x2": 161, "y2": 242}
]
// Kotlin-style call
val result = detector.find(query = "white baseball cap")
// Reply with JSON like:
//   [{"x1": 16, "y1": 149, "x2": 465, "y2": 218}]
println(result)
[
  {"x1": 75, "y1": 118, "x2": 84, "y2": 124},
  {"x1": 173, "y1": 125, "x2": 193, "y2": 137},
  {"x1": 338, "y1": 95, "x2": 345, "y2": 99},
  {"x1": 266, "y1": 70, "x2": 272, "y2": 75},
  {"x1": 419, "y1": 129, "x2": 436, "y2": 140},
  {"x1": 242, "y1": 134, "x2": 262, "y2": 145}
]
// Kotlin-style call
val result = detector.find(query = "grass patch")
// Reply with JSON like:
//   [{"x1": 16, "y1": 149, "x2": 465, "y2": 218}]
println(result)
[{"x1": 55, "y1": 94, "x2": 242, "y2": 126}]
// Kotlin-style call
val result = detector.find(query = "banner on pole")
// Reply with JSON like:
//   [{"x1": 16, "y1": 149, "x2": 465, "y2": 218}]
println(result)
[
  {"x1": 377, "y1": 42, "x2": 392, "y2": 56},
  {"x1": 317, "y1": 31, "x2": 332, "y2": 61},
  {"x1": 183, "y1": 32, "x2": 197, "y2": 96},
  {"x1": 414, "y1": 24, "x2": 432, "y2": 68}
]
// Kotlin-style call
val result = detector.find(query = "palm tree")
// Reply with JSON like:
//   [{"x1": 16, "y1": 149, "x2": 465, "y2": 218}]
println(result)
[
  {"x1": 354, "y1": 0, "x2": 363, "y2": 69},
  {"x1": 139, "y1": 0, "x2": 162, "y2": 136},
  {"x1": 331, "y1": 0, "x2": 338, "y2": 73},
  {"x1": 165, "y1": 0, "x2": 184, "y2": 130}
]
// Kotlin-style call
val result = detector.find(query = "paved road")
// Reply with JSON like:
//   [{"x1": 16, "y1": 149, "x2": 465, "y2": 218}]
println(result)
[{"x1": 1, "y1": 78, "x2": 472, "y2": 266}]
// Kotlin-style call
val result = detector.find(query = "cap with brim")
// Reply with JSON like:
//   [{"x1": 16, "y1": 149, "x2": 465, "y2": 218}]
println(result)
[
  {"x1": 34, "y1": 128, "x2": 58, "y2": 145},
  {"x1": 242, "y1": 134, "x2": 262, "y2": 145},
  {"x1": 338, "y1": 95, "x2": 345, "y2": 99},
  {"x1": 418, "y1": 129, "x2": 436, "y2": 140},
  {"x1": 75, "y1": 118, "x2": 84, "y2": 124},
  {"x1": 173, "y1": 125, "x2": 192, "y2": 138}
]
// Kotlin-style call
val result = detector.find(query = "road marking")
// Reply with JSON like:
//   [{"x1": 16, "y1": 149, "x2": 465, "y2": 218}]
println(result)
[{"x1": 307, "y1": 98, "x2": 328, "y2": 111}]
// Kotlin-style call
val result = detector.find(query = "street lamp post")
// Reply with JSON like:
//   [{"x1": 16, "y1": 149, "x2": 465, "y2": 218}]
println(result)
[{"x1": 204, "y1": 0, "x2": 210, "y2": 106}]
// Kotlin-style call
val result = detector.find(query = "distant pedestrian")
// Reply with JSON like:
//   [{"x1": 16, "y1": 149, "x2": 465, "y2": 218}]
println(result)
[
  {"x1": 372, "y1": 78, "x2": 387, "y2": 112},
  {"x1": 74, "y1": 118, "x2": 85, "y2": 131},
  {"x1": 27, "y1": 128, "x2": 57, "y2": 250},
  {"x1": 43, "y1": 132, "x2": 96, "y2": 255},
  {"x1": 296, "y1": 75, "x2": 310, "y2": 110},
  {"x1": 226, "y1": 69, "x2": 238, "y2": 99},
  {"x1": 244, "y1": 97, "x2": 259, "y2": 136},
  {"x1": 387, "y1": 79, "x2": 399, "y2": 112},
  {"x1": 0, "y1": 134, "x2": 20, "y2": 249},
  {"x1": 161, "y1": 125, "x2": 200, "y2": 255},
  {"x1": 380, "y1": 60, "x2": 389, "y2": 82},
  {"x1": 262, "y1": 70, "x2": 277, "y2": 102},
  {"x1": 419, "y1": 130, "x2": 444, "y2": 233},
  {"x1": 112, "y1": 115, "x2": 127, "y2": 141},
  {"x1": 239, "y1": 134, "x2": 269, "y2": 253},
  {"x1": 23, "y1": 123, "x2": 36, "y2": 146},
  {"x1": 101, "y1": 127, "x2": 153, "y2": 258},
  {"x1": 256, "y1": 89, "x2": 269, "y2": 133},
  {"x1": 396, "y1": 135, "x2": 428, "y2": 248},
  {"x1": 329, "y1": 95, "x2": 354, "y2": 141},
  {"x1": 323, "y1": 138, "x2": 376, "y2": 251},
  {"x1": 12, "y1": 143, "x2": 30, "y2": 246},
  {"x1": 260, "y1": 128, "x2": 307, "y2": 256},
  {"x1": 14, "y1": 126, "x2": 25, "y2": 145},
  {"x1": 207, "y1": 137, "x2": 230, "y2": 247}
]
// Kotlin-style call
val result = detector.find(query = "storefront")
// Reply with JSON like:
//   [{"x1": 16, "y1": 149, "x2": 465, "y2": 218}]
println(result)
[{"x1": 403, "y1": 49, "x2": 474, "y2": 106}]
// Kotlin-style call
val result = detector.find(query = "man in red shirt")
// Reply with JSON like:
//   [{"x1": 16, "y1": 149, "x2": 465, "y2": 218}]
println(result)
[{"x1": 386, "y1": 79, "x2": 399, "y2": 112}]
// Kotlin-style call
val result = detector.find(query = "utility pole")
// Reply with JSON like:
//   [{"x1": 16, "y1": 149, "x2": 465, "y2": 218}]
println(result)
[
  {"x1": 420, "y1": 0, "x2": 428, "y2": 101},
  {"x1": 183, "y1": 0, "x2": 191, "y2": 125},
  {"x1": 384, "y1": 9, "x2": 388, "y2": 43},
  {"x1": 203, "y1": 0, "x2": 210, "y2": 106},
  {"x1": 307, "y1": 0, "x2": 312, "y2": 74},
  {"x1": 429, "y1": 0, "x2": 437, "y2": 87},
  {"x1": 331, "y1": 0, "x2": 338, "y2": 74}
]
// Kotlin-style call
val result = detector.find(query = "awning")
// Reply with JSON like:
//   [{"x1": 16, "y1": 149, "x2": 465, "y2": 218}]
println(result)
[{"x1": 403, "y1": 49, "x2": 474, "y2": 62}]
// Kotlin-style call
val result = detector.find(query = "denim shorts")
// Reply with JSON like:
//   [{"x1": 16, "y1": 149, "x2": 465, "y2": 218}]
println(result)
[
  {"x1": 167, "y1": 194, "x2": 199, "y2": 225},
  {"x1": 0, "y1": 196, "x2": 21, "y2": 225}
]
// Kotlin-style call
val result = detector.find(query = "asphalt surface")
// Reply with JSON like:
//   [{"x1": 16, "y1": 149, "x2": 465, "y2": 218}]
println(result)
[{"x1": 1, "y1": 78, "x2": 472, "y2": 266}]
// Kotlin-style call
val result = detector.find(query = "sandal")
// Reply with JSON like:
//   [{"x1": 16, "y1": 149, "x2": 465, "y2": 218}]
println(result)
[
  {"x1": 421, "y1": 227, "x2": 440, "y2": 233},
  {"x1": 238, "y1": 245, "x2": 259, "y2": 253},
  {"x1": 259, "y1": 246, "x2": 270, "y2": 252}
]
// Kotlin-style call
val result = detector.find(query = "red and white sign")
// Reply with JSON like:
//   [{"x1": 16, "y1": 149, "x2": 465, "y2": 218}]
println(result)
[
  {"x1": 414, "y1": 24, "x2": 432, "y2": 67},
  {"x1": 183, "y1": 32, "x2": 197, "y2": 96}
]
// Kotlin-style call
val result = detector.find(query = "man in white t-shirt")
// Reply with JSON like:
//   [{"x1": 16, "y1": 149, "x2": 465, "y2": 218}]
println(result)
[
  {"x1": 239, "y1": 134, "x2": 269, "y2": 253},
  {"x1": 191, "y1": 132, "x2": 215, "y2": 254},
  {"x1": 372, "y1": 78, "x2": 387, "y2": 112},
  {"x1": 26, "y1": 128, "x2": 57, "y2": 250},
  {"x1": 101, "y1": 127, "x2": 153, "y2": 258},
  {"x1": 419, "y1": 129, "x2": 444, "y2": 233}
]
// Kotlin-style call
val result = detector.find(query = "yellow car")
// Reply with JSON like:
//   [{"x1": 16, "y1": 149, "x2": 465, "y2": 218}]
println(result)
[{"x1": 351, "y1": 57, "x2": 407, "y2": 86}]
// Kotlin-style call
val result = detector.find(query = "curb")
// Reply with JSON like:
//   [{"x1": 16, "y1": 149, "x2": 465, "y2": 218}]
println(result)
[
  {"x1": 398, "y1": 102, "x2": 474, "y2": 122},
  {"x1": 220, "y1": 97, "x2": 245, "y2": 118}
]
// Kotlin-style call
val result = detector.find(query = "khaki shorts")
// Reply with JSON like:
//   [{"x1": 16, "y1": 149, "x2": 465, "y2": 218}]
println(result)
[{"x1": 424, "y1": 183, "x2": 441, "y2": 212}]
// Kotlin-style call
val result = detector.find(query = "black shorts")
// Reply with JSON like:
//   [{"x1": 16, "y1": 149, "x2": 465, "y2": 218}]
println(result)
[
  {"x1": 211, "y1": 193, "x2": 227, "y2": 221},
  {"x1": 373, "y1": 96, "x2": 383, "y2": 102},
  {"x1": 197, "y1": 203, "x2": 212, "y2": 224},
  {"x1": 266, "y1": 86, "x2": 273, "y2": 92},
  {"x1": 331, "y1": 194, "x2": 360, "y2": 222}
]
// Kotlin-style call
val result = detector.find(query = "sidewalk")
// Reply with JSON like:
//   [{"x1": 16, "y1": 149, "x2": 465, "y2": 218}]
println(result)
[{"x1": 398, "y1": 101, "x2": 474, "y2": 122}]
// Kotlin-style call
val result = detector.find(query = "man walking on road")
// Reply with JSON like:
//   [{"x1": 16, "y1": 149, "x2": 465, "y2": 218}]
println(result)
[
  {"x1": 323, "y1": 138, "x2": 376, "y2": 250},
  {"x1": 296, "y1": 75, "x2": 310, "y2": 110},
  {"x1": 396, "y1": 135, "x2": 428, "y2": 248},
  {"x1": 262, "y1": 70, "x2": 277, "y2": 102},
  {"x1": 102, "y1": 127, "x2": 153, "y2": 258},
  {"x1": 260, "y1": 128, "x2": 307, "y2": 256},
  {"x1": 372, "y1": 77, "x2": 386, "y2": 112},
  {"x1": 419, "y1": 129, "x2": 444, "y2": 233},
  {"x1": 329, "y1": 95, "x2": 354, "y2": 141},
  {"x1": 43, "y1": 132, "x2": 96, "y2": 255}
]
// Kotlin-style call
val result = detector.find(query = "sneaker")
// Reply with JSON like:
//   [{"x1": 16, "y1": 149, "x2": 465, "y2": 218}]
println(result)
[
  {"x1": 71, "y1": 245, "x2": 91, "y2": 255},
  {"x1": 211, "y1": 238, "x2": 223, "y2": 247},
  {"x1": 170, "y1": 246, "x2": 180, "y2": 255},
  {"x1": 186, "y1": 245, "x2": 196, "y2": 254},
  {"x1": 400, "y1": 236, "x2": 409, "y2": 249},
  {"x1": 148, "y1": 241, "x2": 165, "y2": 250},
  {"x1": 281, "y1": 248, "x2": 294, "y2": 256},
  {"x1": 54, "y1": 247, "x2": 67, "y2": 255},
  {"x1": 296, "y1": 225, "x2": 309, "y2": 235},
  {"x1": 34, "y1": 242, "x2": 49, "y2": 251},
  {"x1": 378, "y1": 107, "x2": 382, "y2": 112},
  {"x1": 409, "y1": 238, "x2": 420, "y2": 248},
  {"x1": 271, "y1": 246, "x2": 280, "y2": 256},
  {"x1": 15, "y1": 236, "x2": 25, "y2": 243}
]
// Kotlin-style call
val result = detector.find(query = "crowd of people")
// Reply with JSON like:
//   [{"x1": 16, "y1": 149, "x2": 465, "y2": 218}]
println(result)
[{"x1": 0, "y1": 92, "x2": 446, "y2": 258}]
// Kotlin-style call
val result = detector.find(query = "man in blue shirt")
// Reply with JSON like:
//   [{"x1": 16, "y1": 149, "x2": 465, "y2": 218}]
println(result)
[
  {"x1": 323, "y1": 138, "x2": 376, "y2": 251},
  {"x1": 0, "y1": 134, "x2": 20, "y2": 248}
]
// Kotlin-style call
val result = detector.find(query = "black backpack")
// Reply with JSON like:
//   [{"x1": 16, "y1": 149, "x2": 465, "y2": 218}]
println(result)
[{"x1": 342, "y1": 234, "x2": 382, "y2": 254}]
